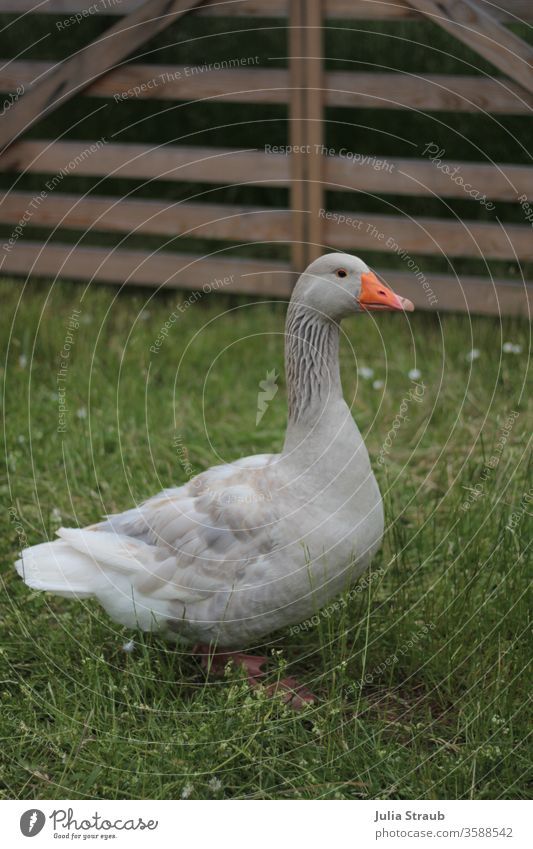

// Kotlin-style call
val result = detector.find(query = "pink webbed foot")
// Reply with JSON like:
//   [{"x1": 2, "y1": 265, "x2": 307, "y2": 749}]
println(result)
[
  {"x1": 192, "y1": 644, "x2": 316, "y2": 710},
  {"x1": 263, "y1": 675, "x2": 316, "y2": 710}
]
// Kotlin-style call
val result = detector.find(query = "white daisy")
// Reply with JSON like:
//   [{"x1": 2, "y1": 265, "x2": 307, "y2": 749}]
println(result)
[
  {"x1": 372, "y1": 379, "x2": 384, "y2": 390},
  {"x1": 408, "y1": 368, "x2": 422, "y2": 380},
  {"x1": 76, "y1": 407, "x2": 87, "y2": 419},
  {"x1": 503, "y1": 342, "x2": 522, "y2": 354},
  {"x1": 122, "y1": 640, "x2": 135, "y2": 653},
  {"x1": 466, "y1": 349, "x2": 480, "y2": 362},
  {"x1": 358, "y1": 366, "x2": 374, "y2": 380},
  {"x1": 181, "y1": 783, "x2": 194, "y2": 799},
  {"x1": 209, "y1": 777, "x2": 222, "y2": 792}
]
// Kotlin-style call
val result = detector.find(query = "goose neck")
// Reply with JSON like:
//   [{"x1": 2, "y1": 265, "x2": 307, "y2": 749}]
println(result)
[{"x1": 284, "y1": 301, "x2": 342, "y2": 434}]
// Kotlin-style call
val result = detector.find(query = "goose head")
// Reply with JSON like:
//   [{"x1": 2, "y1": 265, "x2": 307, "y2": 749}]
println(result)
[{"x1": 293, "y1": 252, "x2": 414, "y2": 321}]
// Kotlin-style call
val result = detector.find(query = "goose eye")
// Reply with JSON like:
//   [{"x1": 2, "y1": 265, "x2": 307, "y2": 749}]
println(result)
[{"x1": 336, "y1": 268, "x2": 347, "y2": 278}]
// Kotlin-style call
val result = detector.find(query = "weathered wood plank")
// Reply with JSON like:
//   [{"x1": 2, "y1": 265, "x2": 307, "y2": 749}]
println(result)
[
  {"x1": 0, "y1": 0, "x2": 263, "y2": 14},
  {"x1": 0, "y1": 240, "x2": 294, "y2": 295},
  {"x1": 325, "y1": 70, "x2": 533, "y2": 115},
  {"x1": 0, "y1": 62, "x2": 290, "y2": 105},
  {"x1": 324, "y1": 154, "x2": 533, "y2": 202},
  {"x1": 379, "y1": 268, "x2": 530, "y2": 316},
  {"x1": 331, "y1": 0, "x2": 533, "y2": 20},
  {"x1": 0, "y1": 140, "x2": 291, "y2": 184},
  {"x1": 0, "y1": 0, "x2": 208, "y2": 152},
  {"x1": 3, "y1": 0, "x2": 533, "y2": 23},
  {"x1": 1, "y1": 139, "x2": 531, "y2": 202},
  {"x1": 0, "y1": 191, "x2": 290, "y2": 240},
  {"x1": 0, "y1": 239, "x2": 528, "y2": 315},
  {"x1": 1, "y1": 191, "x2": 530, "y2": 260},
  {"x1": 4, "y1": 62, "x2": 532, "y2": 115},
  {"x1": 406, "y1": 0, "x2": 533, "y2": 96},
  {"x1": 323, "y1": 209, "x2": 533, "y2": 260}
]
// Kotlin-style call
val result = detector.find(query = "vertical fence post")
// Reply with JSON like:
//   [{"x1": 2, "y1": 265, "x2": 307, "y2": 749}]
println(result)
[
  {"x1": 289, "y1": 0, "x2": 324, "y2": 276},
  {"x1": 289, "y1": 0, "x2": 307, "y2": 276},
  {"x1": 305, "y1": 0, "x2": 324, "y2": 263}
]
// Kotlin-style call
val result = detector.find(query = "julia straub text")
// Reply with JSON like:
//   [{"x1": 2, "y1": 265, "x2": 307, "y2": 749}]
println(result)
[{"x1": 374, "y1": 810, "x2": 445, "y2": 822}]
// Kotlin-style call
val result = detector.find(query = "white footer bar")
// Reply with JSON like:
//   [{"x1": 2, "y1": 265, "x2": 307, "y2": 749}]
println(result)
[{"x1": 2, "y1": 799, "x2": 531, "y2": 848}]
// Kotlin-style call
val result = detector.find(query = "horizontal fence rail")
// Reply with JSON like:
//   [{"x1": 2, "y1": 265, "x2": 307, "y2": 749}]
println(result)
[
  {"x1": 1, "y1": 241, "x2": 526, "y2": 316},
  {"x1": 3, "y1": 61, "x2": 533, "y2": 115},
  {"x1": 0, "y1": 0, "x2": 531, "y2": 316},
  {"x1": 0, "y1": 242, "x2": 294, "y2": 295},
  {"x1": 3, "y1": 0, "x2": 533, "y2": 22},
  {"x1": 1, "y1": 191, "x2": 531, "y2": 261},
  {"x1": 2, "y1": 139, "x2": 531, "y2": 202}
]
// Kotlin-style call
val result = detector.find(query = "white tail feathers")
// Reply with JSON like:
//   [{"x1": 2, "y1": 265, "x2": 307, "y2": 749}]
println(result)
[
  {"x1": 14, "y1": 535, "x2": 104, "y2": 598},
  {"x1": 14, "y1": 527, "x2": 203, "y2": 631},
  {"x1": 14, "y1": 526, "x2": 155, "y2": 599}
]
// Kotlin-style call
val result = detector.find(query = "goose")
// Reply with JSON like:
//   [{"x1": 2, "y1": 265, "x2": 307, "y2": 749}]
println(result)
[{"x1": 15, "y1": 253, "x2": 414, "y2": 708}]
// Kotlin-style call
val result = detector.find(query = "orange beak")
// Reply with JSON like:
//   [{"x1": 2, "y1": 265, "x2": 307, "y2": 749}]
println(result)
[{"x1": 358, "y1": 271, "x2": 414, "y2": 312}]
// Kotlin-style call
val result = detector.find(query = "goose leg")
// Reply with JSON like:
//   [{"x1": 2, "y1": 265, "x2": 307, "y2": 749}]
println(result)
[{"x1": 192, "y1": 644, "x2": 316, "y2": 710}]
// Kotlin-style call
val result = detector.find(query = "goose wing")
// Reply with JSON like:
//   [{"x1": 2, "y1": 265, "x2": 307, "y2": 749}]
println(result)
[{"x1": 79, "y1": 453, "x2": 282, "y2": 603}]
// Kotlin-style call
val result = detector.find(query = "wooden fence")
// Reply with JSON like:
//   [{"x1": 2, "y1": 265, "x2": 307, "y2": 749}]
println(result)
[{"x1": 0, "y1": 0, "x2": 532, "y2": 315}]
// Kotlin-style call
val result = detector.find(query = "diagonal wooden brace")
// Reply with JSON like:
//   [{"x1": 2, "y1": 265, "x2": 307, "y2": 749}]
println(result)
[
  {"x1": 0, "y1": 0, "x2": 207, "y2": 153},
  {"x1": 406, "y1": 0, "x2": 533, "y2": 96}
]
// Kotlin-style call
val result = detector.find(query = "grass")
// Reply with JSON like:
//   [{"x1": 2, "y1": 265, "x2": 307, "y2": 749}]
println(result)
[{"x1": 0, "y1": 276, "x2": 531, "y2": 800}]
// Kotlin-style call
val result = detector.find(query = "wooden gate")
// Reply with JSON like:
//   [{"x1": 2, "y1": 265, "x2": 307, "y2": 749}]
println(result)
[{"x1": 0, "y1": 0, "x2": 531, "y2": 315}]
